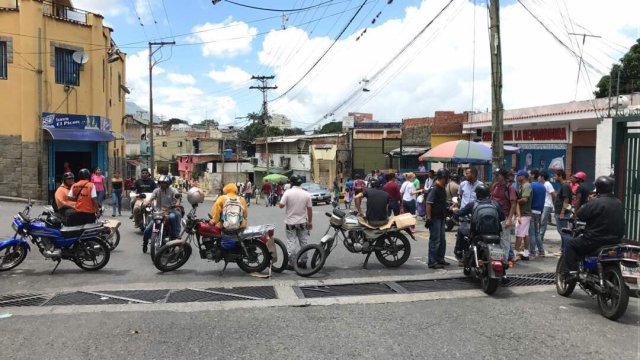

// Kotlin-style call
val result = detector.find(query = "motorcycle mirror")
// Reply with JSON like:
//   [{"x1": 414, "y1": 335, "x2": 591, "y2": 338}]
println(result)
[{"x1": 174, "y1": 193, "x2": 182, "y2": 199}]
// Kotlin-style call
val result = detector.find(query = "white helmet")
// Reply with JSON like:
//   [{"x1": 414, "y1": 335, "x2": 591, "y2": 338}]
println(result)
[{"x1": 187, "y1": 187, "x2": 204, "y2": 206}]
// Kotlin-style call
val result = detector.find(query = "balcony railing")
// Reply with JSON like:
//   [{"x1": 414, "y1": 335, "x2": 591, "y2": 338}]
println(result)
[
  {"x1": 43, "y1": 1, "x2": 88, "y2": 25},
  {"x1": 0, "y1": 0, "x2": 18, "y2": 10}
]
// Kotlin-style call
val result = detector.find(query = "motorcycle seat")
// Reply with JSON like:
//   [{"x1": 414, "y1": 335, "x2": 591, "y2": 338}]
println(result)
[
  {"x1": 60, "y1": 223, "x2": 102, "y2": 233},
  {"x1": 478, "y1": 234, "x2": 501, "y2": 244}
]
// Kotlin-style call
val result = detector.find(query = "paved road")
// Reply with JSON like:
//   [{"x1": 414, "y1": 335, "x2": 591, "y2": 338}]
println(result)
[
  {"x1": 0, "y1": 199, "x2": 565, "y2": 294},
  {"x1": 0, "y1": 288, "x2": 637, "y2": 359}
]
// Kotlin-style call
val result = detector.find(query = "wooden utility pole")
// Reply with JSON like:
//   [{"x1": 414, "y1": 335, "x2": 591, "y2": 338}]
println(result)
[
  {"x1": 250, "y1": 75, "x2": 277, "y2": 174},
  {"x1": 489, "y1": 0, "x2": 504, "y2": 170}
]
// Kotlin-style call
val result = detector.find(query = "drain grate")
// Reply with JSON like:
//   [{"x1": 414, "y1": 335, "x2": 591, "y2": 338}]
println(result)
[
  {"x1": 100, "y1": 290, "x2": 170, "y2": 303},
  {"x1": 45, "y1": 292, "x2": 129, "y2": 306},
  {"x1": 504, "y1": 272, "x2": 555, "y2": 287},
  {"x1": 398, "y1": 278, "x2": 478, "y2": 293},
  {"x1": 299, "y1": 282, "x2": 396, "y2": 298},
  {"x1": 167, "y1": 286, "x2": 276, "y2": 303},
  {"x1": 0, "y1": 293, "x2": 51, "y2": 307}
]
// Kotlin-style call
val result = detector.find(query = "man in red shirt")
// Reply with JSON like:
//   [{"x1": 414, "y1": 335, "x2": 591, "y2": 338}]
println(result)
[
  {"x1": 262, "y1": 181, "x2": 273, "y2": 207},
  {"x1": 383, "y1": 173, "x2": 402, "y2": 216},
  {"x1": 491, "y1": 168, "x2": 517, "y2": 265}
]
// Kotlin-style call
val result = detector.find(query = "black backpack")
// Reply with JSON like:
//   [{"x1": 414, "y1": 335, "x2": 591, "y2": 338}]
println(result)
[{"x1": 471, "y1": 201, "x2": 501, "y2": 235}]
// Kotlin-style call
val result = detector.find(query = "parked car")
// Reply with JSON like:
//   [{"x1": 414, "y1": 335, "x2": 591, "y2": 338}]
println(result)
[{"x1": 301, "y1": 183, "x2": 332, "y2": 205}]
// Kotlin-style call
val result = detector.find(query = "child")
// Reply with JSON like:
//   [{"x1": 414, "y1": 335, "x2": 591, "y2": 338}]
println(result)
[{"x1": 344, "y1": 188, "x2": 353, "y2": 209}]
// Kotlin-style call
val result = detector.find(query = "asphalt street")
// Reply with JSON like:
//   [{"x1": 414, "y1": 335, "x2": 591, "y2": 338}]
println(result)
[
  {"x1": 0, "y1": 288, "x2": 637, "y2": 359},
  {"x1": 0, "y1": 198, "x2": 564, "y2": 294}
]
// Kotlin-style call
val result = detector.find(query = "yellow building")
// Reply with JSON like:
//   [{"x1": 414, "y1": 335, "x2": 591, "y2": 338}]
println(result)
[{"x1": 0, "y1": 0, "x2": 126, "y2": 199}]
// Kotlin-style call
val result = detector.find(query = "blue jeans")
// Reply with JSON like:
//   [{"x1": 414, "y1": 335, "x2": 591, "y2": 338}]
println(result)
[
  {"x1": 96, "y1": 191, "x2": 105, "y2": 206},
  {"x1": 143, "y1": 209, "x2": 182, "y2": 242},
  {"x1": 528, "y1": 212, "x2": 543, "y2": 254},
  {"x1": 539, "y1": 206, "x2": 553, "y2": 242},
  {"x1": 555, "y1": 213, "x2": 571, "y2": 253},
  {"x1": 428, "y1": 217, "x2": 446, "y2": 266},
  {"x1": 111, "y1": 189, "x2": 122, "y2": 215}
]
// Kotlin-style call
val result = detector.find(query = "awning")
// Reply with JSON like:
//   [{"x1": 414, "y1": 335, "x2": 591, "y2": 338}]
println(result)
[
  {"x1": 127, "y1": 159, "x2": 142, "y2": 166},
  {"x1": 44, "y1": 128, "x2": 115, "y2": 142}
]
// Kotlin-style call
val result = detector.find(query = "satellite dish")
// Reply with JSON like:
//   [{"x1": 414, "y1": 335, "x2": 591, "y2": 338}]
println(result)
[{"x1": 72, "y1": 51, "x2": 89, "y2": 64}]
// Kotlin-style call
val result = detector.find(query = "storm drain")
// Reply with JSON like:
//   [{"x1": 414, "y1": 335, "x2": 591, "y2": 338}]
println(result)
[
  {"x1": 0, "y1": 293, "x2": 51, "y2": 307},
  {"x1": 296, "y1": 272, "x2": 556, "y2": 298}
]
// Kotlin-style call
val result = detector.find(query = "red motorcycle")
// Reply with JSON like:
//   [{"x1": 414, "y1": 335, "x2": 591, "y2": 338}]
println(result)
[{"x1": 153, "y1": 204, "x2": 288, "y2": 275}]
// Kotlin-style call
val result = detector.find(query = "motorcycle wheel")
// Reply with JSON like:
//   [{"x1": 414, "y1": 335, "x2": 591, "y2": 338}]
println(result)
[
  {"x1": 0, "y1": 244, "x2": 28, "y2": 272},
  {"x1": 236, "y1": 239, "x2": 270, "y2": 274},
  {"x1": 153, "y1": 242, "x2": 192, "y2": 272},
  {"x1": 294, "y1": 244, "x2": 326, "y2": 277},
  {"x1": 270, "y1": 238, "x2": 288, "y2": 273},
  {"x1": 480, "y1": 251, "x2": 499, "y2": 295},
  {"x1": 74, "y1": 239, "x2": 110, "y2": 271},
  {"x1": 597, "y1": 265, "x2": 629, "y2": 320},
  {"x1": 374, "y1": 232, "x2": 411, "y2": 267},
  {"x1": 445, "y1": 219, "x2": 455, "y2": 232},
  {"x1": 149, "y1": 233, "x2": 163, "y2": 261},
  {"x1": 555, "y1": 254, "x2": 576, "y2": 297},
  {"x1": 106, "y1": 229, "x2": 120, "y2": 251}
]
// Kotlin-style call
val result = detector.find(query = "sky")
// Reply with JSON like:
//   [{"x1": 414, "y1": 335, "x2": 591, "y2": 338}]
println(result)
[{"x1": 72, "y1": 0, "x2": 639, "y2": 129}]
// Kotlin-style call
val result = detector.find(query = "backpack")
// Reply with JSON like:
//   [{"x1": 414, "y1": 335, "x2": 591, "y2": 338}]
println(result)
[
  {"x1": 471, "y1": 202, "x2": 501, "y2": 235},
  {"x1": 221, "y1": 196, "x2": 243, "y2": 230}
]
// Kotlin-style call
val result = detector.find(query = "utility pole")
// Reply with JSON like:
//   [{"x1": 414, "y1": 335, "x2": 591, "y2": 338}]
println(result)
[
  {"x1": 148, "y1": 41, "x2": 175, "y2": 175},
  {"x1": 489, "y1": 0, "x2": 504, "y2": 170},
  {"x1": 250, "y1": 75, "x2": 277, "y2": 174},
  {"x1": 569, "y1": 32, "x2": 601, "y2": 100}
]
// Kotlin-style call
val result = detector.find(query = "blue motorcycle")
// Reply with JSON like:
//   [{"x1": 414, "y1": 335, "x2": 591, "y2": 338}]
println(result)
[{"x1": 0, "y1": 201, "x2": 111, "y2": 274}]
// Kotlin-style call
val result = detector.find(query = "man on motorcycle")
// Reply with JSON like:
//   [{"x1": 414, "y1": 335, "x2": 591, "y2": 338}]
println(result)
[
  {"x1": 354, "y1": 179, "x2": 389, "y2": 227},
  {"x1": 211, "y1": 183, "x2": 248, "y2": 232},
  {"x1": 54, "y1": 172, "x2": 76, "y2": 223},
  {"x1": 453, "y1": 183, "x2": 505, "y2": 265},
  {"x1": 142, "y1": 175, "x2": 181, "y2": 253},
  {"x1": 564, "y1": 176, "x2": 624, "y2": 274},
  {"x1": 130, "y1": 168, "x2": 157, "y2": 226},
  {"x1": 67, "y1": 168, "x2": 99, "y2": 226}
]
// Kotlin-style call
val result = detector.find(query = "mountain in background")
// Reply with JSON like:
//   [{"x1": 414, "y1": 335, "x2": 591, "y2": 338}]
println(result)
[{"x1": 125, "y1": 101, "x2": 161, "y2": 122}]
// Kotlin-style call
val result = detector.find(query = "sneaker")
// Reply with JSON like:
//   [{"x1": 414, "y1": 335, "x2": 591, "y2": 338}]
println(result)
[
  {"x1": 428, "y1": 264, "x2": 445, "y2": 269},
  {"x1": 438, "y1": 260, "x2": 451, "y2": 266},
  {"x1": 538, "y1": 251, "x2": 545, "y2": 257},
  {"x1": 142, "y1": 243, "x2": 148, "y2": 253}
]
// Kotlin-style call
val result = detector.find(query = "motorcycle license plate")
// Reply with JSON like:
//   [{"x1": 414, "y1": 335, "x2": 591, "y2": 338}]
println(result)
[
  {"x1": 621, "y1": 265, "x2": 640, "y2": 277},
  {"x1": 489, "y1": 248, "x2": 506, "y2": 260}
]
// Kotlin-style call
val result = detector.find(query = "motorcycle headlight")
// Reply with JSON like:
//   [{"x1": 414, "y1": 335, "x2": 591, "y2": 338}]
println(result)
[{"x1": 11, "y1": 222, "x2": 18, "y2": 232}]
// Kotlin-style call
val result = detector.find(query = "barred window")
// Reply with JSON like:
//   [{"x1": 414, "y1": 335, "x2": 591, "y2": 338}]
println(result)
[
  {"x1": 0, "y1": 42, "x2": 7, "y2": 80},
  {"x1": 54, "y1": 47, "x2": 80, "y2": 86}
]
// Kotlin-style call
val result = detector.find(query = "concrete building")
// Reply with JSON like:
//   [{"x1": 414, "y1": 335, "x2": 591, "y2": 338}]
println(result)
[
  {"x1": 351, "y1": 121, "x2": 402, "y2": 176},
  {"x1": 0, "y1": 0, "x2": 126, "y2": 199},
  {"x1": 254, "y1": 135, "x2": 311, "y2": 185},
  {"x1": 269, "y1": 113, "x2": 291, "y2": 130},
  {"x1": 123, "y1": 114, "x2": 149, "y2": 178}
]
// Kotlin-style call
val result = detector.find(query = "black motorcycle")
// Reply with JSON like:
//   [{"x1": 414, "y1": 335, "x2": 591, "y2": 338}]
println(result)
[{"x1": 555, "y1": 220, "x2": 640, "y2": 320}]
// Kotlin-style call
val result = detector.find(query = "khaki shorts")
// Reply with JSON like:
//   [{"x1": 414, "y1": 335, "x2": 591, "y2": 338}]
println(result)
[{"x1": 515, "y1": 216, "x2": 531, "y2": 237}]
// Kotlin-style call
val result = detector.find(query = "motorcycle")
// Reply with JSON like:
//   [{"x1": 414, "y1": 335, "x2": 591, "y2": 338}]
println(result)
[
  {"x1": 130, "y1": 192, "x2": 154, "y2": 232},
  {"x1": 555, "y1": 220, "x2": 640, "y2": 320},
  {"x1": 41, "y1": 205, "x2": 121, "y2": 251},
  {"x1": 445, "y1": 196, "x2": 459, "y2": 231},
  {"x1": 148, "y1": 203, "x2": 185, "y2": 260},
  {"x1": 153, "y1": 202, "x2": 289, "y2": 275},
  {"x1": 294, "y1": 208, "x2": 416, "y2": 277},
  {"x1": 459, "y1": 219, "x2": 506, "y2": 295},
  {"x1": 0, "y1": 201, "x2": 111, "y2": 273}
]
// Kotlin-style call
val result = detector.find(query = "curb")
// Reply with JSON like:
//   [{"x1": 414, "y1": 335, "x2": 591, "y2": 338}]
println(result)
[{"x1": 0, "y1": 196, "x2": 46, "y2": 205}]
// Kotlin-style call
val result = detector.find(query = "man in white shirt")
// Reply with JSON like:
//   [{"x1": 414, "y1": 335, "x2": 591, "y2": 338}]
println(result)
[
  {"x1": 279, "y1": 174, "x2": 313, "y2": 270},
  {"x1": 538, "y1": 171, "x2": 556, "y2": 244},
  {"x1": 458, "y1": 167, "x2": 480, "y2": 208}
]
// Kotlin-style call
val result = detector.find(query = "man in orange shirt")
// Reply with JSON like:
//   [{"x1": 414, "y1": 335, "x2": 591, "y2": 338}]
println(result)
[
  {"x1": 68, "y1": 168, "x2": 99, "y2": 226},
  {"x1": 55, "y1": 172, "x2": 76, "y2": 223}
]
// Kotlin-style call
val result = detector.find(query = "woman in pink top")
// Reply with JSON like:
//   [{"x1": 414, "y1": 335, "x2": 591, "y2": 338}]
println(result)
[{"x1": 91, "y1": 167, "x2": 106, "y2": 206}]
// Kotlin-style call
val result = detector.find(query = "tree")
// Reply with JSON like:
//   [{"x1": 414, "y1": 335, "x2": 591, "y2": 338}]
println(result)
[
  {"x1": 161, "y1": 118, "x2": 188, "y2": 130},
  {"x1": 318, "y1": 121, "x2": 343, "y2": 134},
  {"x1": 196, "y1": 119, "x2": 218, "y2": 129},
  {"x1": 595, "y1": 38, "x2": 640, "y2": 98},
  {"x1": 283, "y1": 127, "x2": 305, "y2": 136}
]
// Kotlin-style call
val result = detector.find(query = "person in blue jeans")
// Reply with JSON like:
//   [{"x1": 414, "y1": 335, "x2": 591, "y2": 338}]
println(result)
[
  {"x1": 553, "y1": 170, "x2": 573, "y2": 253},
  {"x1": 528, "y1": 169, "x2": 546, "y2": 257},
  {"x1": 425, "y1": 168, "x2": 450, "y2": 269},
  {"x1": 141, "y1": 175, "x2": 182, "y2": 253}
]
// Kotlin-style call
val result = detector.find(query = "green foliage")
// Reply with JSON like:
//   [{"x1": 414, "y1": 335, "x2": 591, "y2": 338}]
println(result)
[
  {"x1": 283, "y1": 127, "x2": 306, "y2": 136},
  {"x1": 595, "y1": 39, "x2": 640, "y2": 98},
  {"x1": 161, "y1": 118, "x2": 188, "y2": 129},
  {"x1": 318, "y1": 121, "x2": 343, "y2": 134}
]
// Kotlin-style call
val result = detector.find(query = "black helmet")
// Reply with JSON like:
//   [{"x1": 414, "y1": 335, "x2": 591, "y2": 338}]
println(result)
[
  {"x1": 475, "y1": 183, "x2": 490, "y2": 199},
  {"x1": 78, "y1": 168, "x2": 90, "y2": 180},
  {"x1": 158, "y1": 175, "x2": 172, "y2": 184},
  {"x1": 62, "y1": 172, "x2": 75, "y2": 180},
  {"x1": 594, "y1": 176, "x2": 614, "y2": 194},
  {"x1": 369, "y1": 179, "x2": 380, "y2": 188},
  {"x1": 436, "y1": 168, "x2": 450, "y2": 179},
  {"x1": 290, "y1": 174, "x2": 303, "y2": 186}
]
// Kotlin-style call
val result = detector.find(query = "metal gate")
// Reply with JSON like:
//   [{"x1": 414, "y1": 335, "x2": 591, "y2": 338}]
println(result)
[{"x1": 613, "y1": 116, "x2": 640, "y2": 242}]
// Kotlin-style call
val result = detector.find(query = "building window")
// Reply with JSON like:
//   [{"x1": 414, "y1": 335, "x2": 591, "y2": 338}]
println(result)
[
  {"x1": 54, "y1": 47, "x2": 80, "y2": 86},
  {"x1": 177, "y1": 141, "x2": 183, "y2": 147},
  {"x1": 162, "y1": 141, "x2": 168, "y2": 147},
  {"x1": 0, "y1": 42, "x2": 7, "y2": 80},
  {"x1": 118, "y1": 72, "x2": 122, "y2": 101}
]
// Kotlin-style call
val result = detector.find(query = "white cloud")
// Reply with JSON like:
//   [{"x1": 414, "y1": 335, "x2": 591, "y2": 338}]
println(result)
[
  {"x1": 259, "y1": 0, "x2": 639, "y2": 128},
  {"x1": 189, "y1": 18, "x2": 258, "y2": 58},
  {"x1": 124, "y1": 49, "x2": 165, "y2": 109},
  {"x1": 167, "y1": 73, "x2": 196, "y2": 85},
  {"x1": 208, "y1": 66, "x2": 251, "y2": 87},
  {"x1": 73, "y1": 0, "x2": 129, "y2": 17}
]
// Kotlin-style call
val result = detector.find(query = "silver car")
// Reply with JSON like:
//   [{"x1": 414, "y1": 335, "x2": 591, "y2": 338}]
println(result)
[{"x1": 301, "y1": 183, "x2": 332, "y2": 206}]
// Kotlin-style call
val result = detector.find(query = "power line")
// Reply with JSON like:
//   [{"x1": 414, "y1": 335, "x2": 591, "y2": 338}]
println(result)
[{"x1": 217, "y1": 0, "x2": 335, "y2": 12}]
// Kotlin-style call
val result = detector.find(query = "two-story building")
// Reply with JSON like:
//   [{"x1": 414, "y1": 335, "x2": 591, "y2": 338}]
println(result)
[
  {"x1": 123, "y1": 114, "x2": 149, "y2": 178},
  {"x1": 0, "y1": 0, "x2": 126, "y2": 199}
]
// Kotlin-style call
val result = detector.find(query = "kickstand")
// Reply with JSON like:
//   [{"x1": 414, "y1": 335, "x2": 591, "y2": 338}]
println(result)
[
  {"x1": 219, "y1": 261, "x2": 228, "y2": 276},
  {"x1": 50, "y1": 259, "x2": 61, "y2": 275},
  {"x1": 362, "y1": 252, "x2": 371, "y2": 269}
]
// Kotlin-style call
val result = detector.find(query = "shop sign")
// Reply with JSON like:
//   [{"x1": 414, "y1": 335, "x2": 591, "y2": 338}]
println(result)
[
  {"x1": 481, "y1": 127, "x2": 568, "y2": 143},
  {"x1": 42, "y1": 112, "x2": 109, "y2": 130}
]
